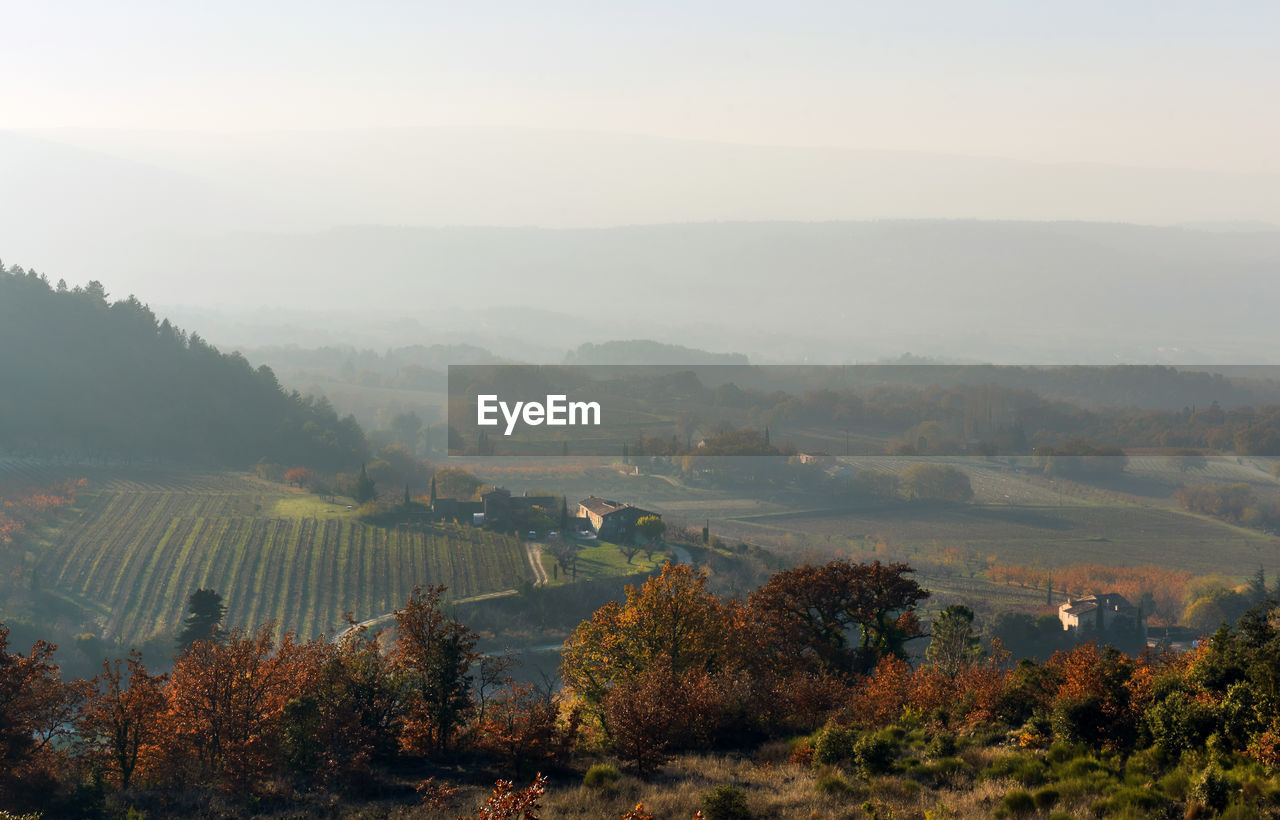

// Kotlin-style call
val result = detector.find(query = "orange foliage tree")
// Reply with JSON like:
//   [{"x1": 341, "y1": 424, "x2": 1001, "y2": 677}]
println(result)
[
  {"x1": 75, "y1": 650, "x2": 166, "y2": 790},
  {"x1": 156, "y1": 625, "x2": 325, "y2": 792},
  {"x1": 476, "y1": 682, "x2": 581, "y2": 777},
  {"x1": 0, "y1": 624, "x2": 83, "y2": 805},
  {"x1": 561, "y1": 563, "x2": 733, "y2": 734},
  {"x1": 749, "y1": 560, "x2": 929, "y2": 676}
]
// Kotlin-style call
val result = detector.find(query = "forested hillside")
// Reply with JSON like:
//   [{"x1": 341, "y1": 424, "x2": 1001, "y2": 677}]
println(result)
[{"x1": 0, "y1": 264, "x2": 366, "y2": 469}]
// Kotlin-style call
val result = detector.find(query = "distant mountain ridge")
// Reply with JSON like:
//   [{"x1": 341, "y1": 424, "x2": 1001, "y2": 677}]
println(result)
[{"x1": 565, "y1": 340, "x2": 749, "y2": 366}]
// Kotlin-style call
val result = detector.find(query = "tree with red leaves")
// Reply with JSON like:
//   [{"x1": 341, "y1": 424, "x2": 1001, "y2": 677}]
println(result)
[
  {"x1": 75, "y1": 650, "x2": 167, "y2": 790},
  {"x1": 0, "y1": 624, "x2": 83, "y2": 805},
  {"x1": 749, "y1": 560, "x2": 929, "y2": 676},
  {"x1": 462, "y1": 773, "x2": 548, "y2": 820}
]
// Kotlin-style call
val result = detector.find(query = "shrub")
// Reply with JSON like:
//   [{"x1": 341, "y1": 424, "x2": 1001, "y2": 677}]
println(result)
[
  {"x1": 788, "y1": 738, "x2": 816, "y2": 767},
  {"x1": 583, "y1": 763, "x2": 621, "y2": 789},
  {"x1": 984, "y1": 753, "x2": 1048, "y2": 787},
  {"x1": 925, "y1": 731, "x2": 957, "y2": 758},
  {"x1": 1051, "y1": 694, "x2": 1108, "y2": 747},
  {"x1": 1046, "y1": 741, "x2": 1085, "y2": 765},
  {"x1": 1000, "y1": 790, "x2": 1036, "y2": 817},
  {"x1": 1144, "y1": 691, "x2": 1216, "y2": 758},
  {"x1": 702, "y1": 785, "x2": 751, "y2": 820},
  {"x1": 870, "y1": 776, "x2": 920, "y2": 802},
  {"x1": 1056, "y1": 754, "x2": 1103, "y2": 780},
  {"x1": 814, "y1": 723, "x2": 859, "y2": 766},
  {"x1": 1092, "y1": 786, "x2": 1170, "y2": 815},
  {"x1": 815, "y1": 772, "x2": 856, "y2": 796},
  {"x1": 1158, "y1": 768, "x2": 1192, "y2": 801},
  {"x1": 853, "y1": 732, "x2": 899, "y2": 777},
  {"x1": 1191, "y1": 766, "x2": 1231, "y2": 812},
  {"x1": 912, "y1": 757, "x2": 974, "y2": 788},
  {"x1": 1032, "y1": 786, "x2": 1059, "y2": 809}
]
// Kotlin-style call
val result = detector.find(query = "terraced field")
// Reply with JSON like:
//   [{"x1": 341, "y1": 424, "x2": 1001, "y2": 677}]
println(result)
[{"x1": 33, "y1": 472, "x2": 531, "y2": 644}]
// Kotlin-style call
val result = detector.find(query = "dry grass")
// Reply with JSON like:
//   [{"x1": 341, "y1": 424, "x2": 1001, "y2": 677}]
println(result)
[{"x1": 395, "y1": 750, "x2": 1091, "y2": 820}]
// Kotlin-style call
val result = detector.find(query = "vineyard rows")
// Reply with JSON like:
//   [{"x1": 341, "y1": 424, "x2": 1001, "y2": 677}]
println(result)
[{"x1": 38, "y1": 488, "x2": 531, "y2": 644}]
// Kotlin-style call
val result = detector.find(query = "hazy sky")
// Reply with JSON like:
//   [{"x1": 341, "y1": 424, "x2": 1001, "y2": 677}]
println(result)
[{"x1": 4, "y1": 2, "x2": 1279, "y2": 173}]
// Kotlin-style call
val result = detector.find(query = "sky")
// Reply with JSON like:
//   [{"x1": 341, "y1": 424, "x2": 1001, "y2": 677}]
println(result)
[{"x1": 3, "y1": 1, "x2": 1279, "y2": 173}]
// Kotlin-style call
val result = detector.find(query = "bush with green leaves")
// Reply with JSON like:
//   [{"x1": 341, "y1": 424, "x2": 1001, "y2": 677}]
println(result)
[
  {"x1": 853, "y1": 731, "x2": 899, "y2": 777},
  {"x1": 925, "y1": 731, "x2": 956, "y2": 758},
  {"x1": 983, "y1": 753, "x2": 1048, "y2": 787},
  {"x1": 815, "y1": 772, "x2": 857, "y2": 796},
  {"x1": 1144, "y1": 689, "x2": 1217, "y2": 758},
  {"x1": 1051, "y1": 694, "x2": 1109, "y2": 748},
  {"x1": 582, "y1": 763, "x2": 621, "y2": 789},
  {"x1": 813, "y1": 723, "x2": 859, "y2": 766},
  {"x1": 1191, "y1": 766, "x2": 1231, "y2": 812},
  {"x1": 1032, "y1": 786, "x2": 1059, "y2": 810},
  {"x1": 1000, "y1": 790, "x2": 1036, "y2": 817},
  {"x1": 702, "y1": 784, "x2": 751, "y2": 820}
]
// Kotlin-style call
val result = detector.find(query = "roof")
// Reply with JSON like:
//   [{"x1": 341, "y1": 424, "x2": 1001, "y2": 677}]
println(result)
[
  {"x1": 579, "y1": 497, "x2": 660, "y2": 519},
  {"x1": 579, "y1": 497, "x2": 629, "y2": 516},
  {"x1": 1059, "y1": 593, "x2": 1137, "y2": 616}
]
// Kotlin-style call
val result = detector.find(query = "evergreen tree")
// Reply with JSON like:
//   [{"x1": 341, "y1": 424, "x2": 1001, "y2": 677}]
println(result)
[
  {"x1": 354, "y1": 464, "x2": 376, "y2": 504},
  {"x1": 176, "y1": 588, "x2": 225, "y2": 651},
  {"x1": 925, "y1": 604, "x2": 981, "y2": 676}
]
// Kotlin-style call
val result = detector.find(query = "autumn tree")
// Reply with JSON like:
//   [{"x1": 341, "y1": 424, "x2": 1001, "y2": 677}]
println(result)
[
  {"x1": 432, "y1": 466, "x2": 482, "y2": 500},
  {"x1": 749, "y1": 560, "x2": 930, "y2": 676},
  {"x1": 561, "y1": 564, "x2": 731, "y2": 732},
  {"x1": 636, "y1": 515, "x2": 666, "y2": 543},
  {"x1": 75, "y1": 650, "x2": 166, "y2": 790},
  {"x1": 161, "y1": 625, "x2": 323, "y2": 791},
  {"x1": 602, "y1": 658, "x2": 730, "y2": 773},
  {"x1": 391, "y1": 585, "x2": 480, "y2": 755},
  {"x1": 330, "y1": 622, "x2": 401, "y2": 762},
  {"x1": 0, "y1": 624, "x2": 82, "y2": 805},
  {"x1": 476, "y1": 681, "x2": 580, "y2": 776},
  {"x1": 284, "y1": 466, "x2": 313, "y2": 488}
]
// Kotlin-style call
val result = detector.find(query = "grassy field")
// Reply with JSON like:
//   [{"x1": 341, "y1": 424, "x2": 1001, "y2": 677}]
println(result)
[
  {"x1": 719, "y1": 501, "x2": 1280, "y2": 578},
  {"x1": 28, "y1": 470, "x2": 531, "y2": 644},
  {"x1": 538, "y1": 538, "x2": 666, "y2": 585},
  {"x1": 10, "y1": 451, "x2": 1279, "y2": 649},
  {"x1": 448, "y1": 455, "x2": 1280, "y2": 584}
]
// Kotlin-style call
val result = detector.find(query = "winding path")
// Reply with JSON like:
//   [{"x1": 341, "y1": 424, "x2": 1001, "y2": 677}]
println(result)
[
  {"x1": 526, "y1": 540, "x2": 549, "y2": 585},
  {"x1": 334, "y1": 588, "x2": 518, "y2": 641}
]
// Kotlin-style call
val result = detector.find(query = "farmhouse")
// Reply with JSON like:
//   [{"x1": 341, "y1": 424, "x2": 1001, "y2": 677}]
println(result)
[
  {"x1": 481, "y1": 487, "x2": 558, "y2": 529},
  {"x1": 1058, "y1": 593, "x2": 1146, "y2": 638},
  {"x1": 430, "y1": 497, "x2": 482, "y2": 522},
  {"x1": 577, "y1": 496, "x2": 659, "y2": 541},
  {"x1": 482, "y1": 487, "x2": 556, "y2": 516},
  {"x1": 797, "y1": 451, "x2": 835, "y2": 466}
]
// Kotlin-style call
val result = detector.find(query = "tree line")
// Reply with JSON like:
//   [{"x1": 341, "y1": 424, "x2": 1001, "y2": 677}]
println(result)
[
  {"x1": 0, "y1": 265, "x2": 367, "y2": 470},
  {"x1": 7, "y1": 559, "x2": 1280, "y2": 817}
]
